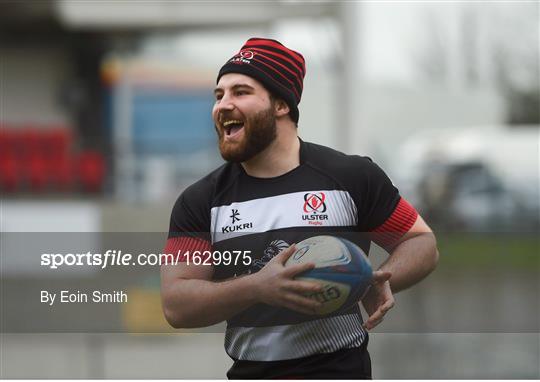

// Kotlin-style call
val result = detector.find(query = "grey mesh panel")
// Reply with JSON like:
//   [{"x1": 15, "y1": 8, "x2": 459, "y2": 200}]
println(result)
[{"x1": 224, "y1": 314, "x2": 366, "y2": 361}]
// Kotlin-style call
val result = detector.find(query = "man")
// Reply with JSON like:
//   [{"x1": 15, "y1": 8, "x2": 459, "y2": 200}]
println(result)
[{"x1": 161, "y1": 37, "x2": 438, "y2": 379}]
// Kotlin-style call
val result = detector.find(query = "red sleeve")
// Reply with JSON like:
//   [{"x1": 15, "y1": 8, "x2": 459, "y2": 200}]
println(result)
[
  {"x1": 160, "y1": 236, "x2": 212, "y2": 265},
  {"x1": 369, "y1": 197, "x2": 418, "y2": 252}
]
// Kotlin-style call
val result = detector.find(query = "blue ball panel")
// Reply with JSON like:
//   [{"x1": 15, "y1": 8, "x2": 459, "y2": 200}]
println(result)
[{"x1": 298, "y1": 237, "x2": 373, "y2": 312}]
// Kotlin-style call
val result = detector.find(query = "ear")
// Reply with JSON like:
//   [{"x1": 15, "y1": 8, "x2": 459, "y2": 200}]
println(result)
[{"x1": 274, "y1": 99, "x2": 290, "y2": 117}]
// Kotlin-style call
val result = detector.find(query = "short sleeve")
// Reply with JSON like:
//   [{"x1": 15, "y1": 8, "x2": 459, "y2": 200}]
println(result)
[
  {"x1": 357, "y1": 160, "x2": 418, "y2": 251},
  {"x1": 162, "y1": 186, "x2": 213, "y2": 264},
  {"x1": 358, "y1": 159, "x2": 401, "y2": 231},
  {"x1": 168, "y1": 184, "x2": 212, "y2": 242}
]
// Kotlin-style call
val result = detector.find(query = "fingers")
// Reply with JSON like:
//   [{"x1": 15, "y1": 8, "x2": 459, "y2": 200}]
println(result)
[
  {"x1": 283, "y1": 261, "x2": 316, "y2": 278},
  {"x1": 283, "y1": 280, "x2": 322, "y2": 294},
  {"x1": 363, "y1": 297, "x2": 395, "y2": 330},
  {"x1": 281, "y1": 292, "x2": 322, "y2": 315},
  {"x1": 275, "y1": 244, "x2": 297, "y2": 264},
  {"x1": 371, "y1": 270, "x2": 392, "y2": 284},
  {"x1": 364, "y1": 317, "x2": 384, "y2": 330},
  {"x1": 380, "y1": 297, "x2": 395, "y2": 313}
]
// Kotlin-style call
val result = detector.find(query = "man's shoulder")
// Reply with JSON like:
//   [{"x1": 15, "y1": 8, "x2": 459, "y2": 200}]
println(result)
[
  {"x1": 169, "y1": 164, "x2": 238, "y2": 232},
  {"x1": 302, "y1": 140, "x2": 376, "y2": 174},
  {"x1": 181, "y1": 161, "x2": 240, "y2": 202}
]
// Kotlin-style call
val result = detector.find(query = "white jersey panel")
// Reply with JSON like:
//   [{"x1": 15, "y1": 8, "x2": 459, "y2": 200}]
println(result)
[{"x1": 210, "y1": 190, "x2": 358, "y2": 244}]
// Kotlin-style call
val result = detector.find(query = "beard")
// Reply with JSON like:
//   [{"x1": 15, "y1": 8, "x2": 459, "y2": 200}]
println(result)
[{"x1": 215, "y1": 104, "x2": 277, "y2": 163}]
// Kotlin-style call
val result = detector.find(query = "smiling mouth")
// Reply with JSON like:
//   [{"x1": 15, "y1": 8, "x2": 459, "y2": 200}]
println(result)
[{"x1": 223, "y1": 119, "x2": 245, "y2": 136}]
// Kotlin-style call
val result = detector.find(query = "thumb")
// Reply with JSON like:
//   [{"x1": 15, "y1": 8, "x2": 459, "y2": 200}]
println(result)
[
  {"x1": 371, "y1": 270, "x2": 392, "y2": 284},
  {"x1": 275, "y1": 244, "x2": 297, "y2": 264}
]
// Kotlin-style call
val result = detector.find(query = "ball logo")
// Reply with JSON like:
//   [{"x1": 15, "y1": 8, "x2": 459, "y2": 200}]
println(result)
[
  {"x1": 303, "y1": 193, "x2": 326, "y2": 213},
  {"x1": 292, "y1": 245, "x2": 310, "y2": 260},
  {"x1": 308, "y1": 285, "x2": 341, "y2": 303},
  {"x1": 285, "y1": 236, "x2": 373, "y2": 315}
]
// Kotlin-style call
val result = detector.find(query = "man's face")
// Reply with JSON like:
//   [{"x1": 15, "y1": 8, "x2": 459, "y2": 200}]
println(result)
[{"x1": 212, "y1": 73, "x2": 277, "y2": 163}]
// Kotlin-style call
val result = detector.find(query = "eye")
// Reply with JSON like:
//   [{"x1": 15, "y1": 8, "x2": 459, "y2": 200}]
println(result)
[{"x1": 215, "y1": 94, "x2": 223, "y2": 101}]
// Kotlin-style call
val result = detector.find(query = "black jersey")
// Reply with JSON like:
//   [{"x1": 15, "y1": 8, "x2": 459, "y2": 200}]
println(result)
[{"x1": 168, "y1": 139, "x2": 402, "y2": 378}]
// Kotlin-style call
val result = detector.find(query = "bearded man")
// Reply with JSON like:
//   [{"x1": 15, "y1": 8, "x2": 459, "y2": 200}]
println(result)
[{"x1": 161, "y1": 37, "x2": 438, "y2": 379}]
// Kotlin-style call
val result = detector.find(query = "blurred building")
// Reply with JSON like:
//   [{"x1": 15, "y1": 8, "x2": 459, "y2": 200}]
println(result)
[{"x1": 2, "y1": 1, "x2": 538, "y2": 203}]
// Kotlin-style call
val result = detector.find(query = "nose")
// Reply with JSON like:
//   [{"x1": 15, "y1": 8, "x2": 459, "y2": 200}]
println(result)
[
  {"x1": 215, "y1": 91, "x2": 236, "y2": 113},
  {"x1": 213, "y1": 104, "x2": 234, "y2": 126}
]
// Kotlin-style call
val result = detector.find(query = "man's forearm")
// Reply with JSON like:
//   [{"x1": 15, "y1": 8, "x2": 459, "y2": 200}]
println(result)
[
  {"x1": 379, "y1": 232, "x2": 439, "y2": 293},
  {"x1": 162, "y1": 274, "x2": 258, "y2": 328}
]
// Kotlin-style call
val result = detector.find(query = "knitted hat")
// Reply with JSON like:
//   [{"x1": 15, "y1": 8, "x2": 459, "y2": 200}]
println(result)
[{"x1": 217, "y1": 38, "x2": 306, "y2": 123}]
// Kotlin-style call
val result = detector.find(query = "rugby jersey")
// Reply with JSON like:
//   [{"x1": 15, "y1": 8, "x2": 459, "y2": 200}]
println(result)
[{"x1": 167, "y1": 139, "x2": 413, "y2": 378}]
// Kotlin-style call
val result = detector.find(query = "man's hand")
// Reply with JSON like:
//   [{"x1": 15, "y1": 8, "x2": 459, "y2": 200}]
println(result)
[
  {"x1": 252, "y1": 244, "x2": 323, "y2": 315},
  {"x1": 361, "y1": 270, "x2": 394, "y2": 330}
]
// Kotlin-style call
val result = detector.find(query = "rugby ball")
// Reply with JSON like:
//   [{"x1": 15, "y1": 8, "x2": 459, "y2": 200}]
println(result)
[{"x1": 285, "y1": 235, "x2": 373, "y2": 315}]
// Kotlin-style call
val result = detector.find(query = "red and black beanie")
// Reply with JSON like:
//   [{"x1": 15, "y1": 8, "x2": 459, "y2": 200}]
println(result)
[{"x1": 217, "y1": 37, "x2": 306, "y2": 123}]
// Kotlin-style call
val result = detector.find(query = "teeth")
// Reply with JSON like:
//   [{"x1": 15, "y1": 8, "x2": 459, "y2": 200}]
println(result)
[{"x1": 223, "y1": 120, "x2": 243, "y2": 127}]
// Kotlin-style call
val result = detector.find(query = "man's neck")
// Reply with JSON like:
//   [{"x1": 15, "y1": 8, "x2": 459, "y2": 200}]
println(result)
[{"x1": 241, "y1": 131, "x2": 300, "y2": 178}]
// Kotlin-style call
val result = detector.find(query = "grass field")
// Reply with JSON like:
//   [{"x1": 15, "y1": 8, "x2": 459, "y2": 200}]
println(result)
[{"x1": 436, "y1": 233, "x2": 539, "y2": 269}]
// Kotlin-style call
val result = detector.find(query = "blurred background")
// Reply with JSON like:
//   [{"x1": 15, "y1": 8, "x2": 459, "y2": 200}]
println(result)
[{"x1": 1, "y1": 1, "x2": 538, "y2": 379}]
